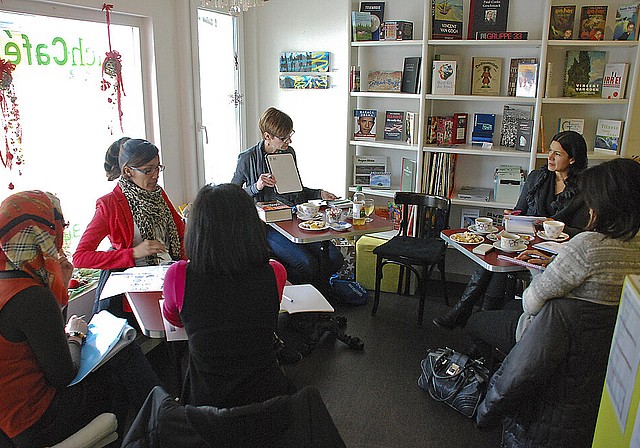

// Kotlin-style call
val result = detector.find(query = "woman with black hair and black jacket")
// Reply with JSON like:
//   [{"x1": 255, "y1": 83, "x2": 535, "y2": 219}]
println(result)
[{"x1": 433, "y1": 131, "x2": 590, "y2": 330}]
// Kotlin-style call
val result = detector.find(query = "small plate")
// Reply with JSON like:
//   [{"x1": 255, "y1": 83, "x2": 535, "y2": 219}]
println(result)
[
  {"x1": 517, "y1": 234, "x2": 535, "y2": 243},
  {"x1": 298, "y1": 220, "x2": 329, "y2": 231},
  {"x1": 297, "y1": 212, "x2": 322, "y2": 221},
  {"x1": 493, "y1": 241, "x2": 528, "y2": 253},
  {"x1": 468, "y1": 224, "x2": 499, "y2": 235},
  {"x1": 536, "y1": 230, "x2": 569, "y2": 242},
  {"x1": 330, "y1": 222, "x2": 352, "y2": 232},
  {"x1": 450, "y1": 232, "x2": 485, "y2": 245}
]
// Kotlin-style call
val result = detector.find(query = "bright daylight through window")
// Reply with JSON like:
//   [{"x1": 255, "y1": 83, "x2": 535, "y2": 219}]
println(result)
[{"x1": 0, "y1": 10, "x2": 146, "y2": 252}]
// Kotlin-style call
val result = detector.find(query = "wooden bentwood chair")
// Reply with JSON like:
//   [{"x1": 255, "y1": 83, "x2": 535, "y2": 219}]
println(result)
[{"x1": 371, "y1": 192, "x2": 451, "y2": 327}]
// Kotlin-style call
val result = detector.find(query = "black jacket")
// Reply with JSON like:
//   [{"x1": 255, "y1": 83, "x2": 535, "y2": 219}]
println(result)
[
  {"x1": 231, "y1": 141, "x2": 321, "y2": 206},
  {"x1": 476, "y1": 298, "x2": 618, "y2": 448}
]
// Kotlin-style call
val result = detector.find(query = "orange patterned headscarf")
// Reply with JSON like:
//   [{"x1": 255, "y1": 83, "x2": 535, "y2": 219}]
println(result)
[{"x1": 0, "y1": 191, "x2": 69, "y2": 307}]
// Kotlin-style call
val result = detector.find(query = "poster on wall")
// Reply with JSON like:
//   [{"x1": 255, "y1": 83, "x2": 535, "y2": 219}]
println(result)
[
  {"x1": 279, "y1": 52, "x2": 330, "y2": 72},
  {"x1": 279, "y1": 75, "x2": 329, "y2": 89}
]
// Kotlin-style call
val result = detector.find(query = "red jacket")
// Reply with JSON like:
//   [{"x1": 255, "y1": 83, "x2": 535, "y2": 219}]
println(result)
[{"x1": 73, "y1": 185, "x2": 186, "y2": 269}]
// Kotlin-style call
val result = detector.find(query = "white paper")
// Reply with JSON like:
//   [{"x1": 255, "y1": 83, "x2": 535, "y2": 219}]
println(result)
[
  {"x1": 99, "y1": 265, "x2": 171, "y2": 301},
  {"x1": 605, "y1": 277, "x2": 640, "y2": 433},
  {"x1": 159, "y1": 299, "x2": 188, "y2": 341},
  {"x1": 280, "y1": 284, "x2": 334, "y2": 313}
]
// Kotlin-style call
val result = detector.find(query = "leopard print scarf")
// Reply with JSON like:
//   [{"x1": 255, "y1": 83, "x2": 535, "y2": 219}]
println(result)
[{"x1": 118, "y1": 178, "x2": 181, "y2": 265}]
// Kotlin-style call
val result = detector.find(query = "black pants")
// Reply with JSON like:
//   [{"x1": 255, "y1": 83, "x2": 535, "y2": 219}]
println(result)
[{"x1": 466, "y1": 306, "x2": 523, "y2": 360}]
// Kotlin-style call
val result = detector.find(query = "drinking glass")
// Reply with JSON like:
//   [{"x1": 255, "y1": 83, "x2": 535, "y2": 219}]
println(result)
[{"x1": 364, "y1": 199, "x2": 375, "y2": 222}]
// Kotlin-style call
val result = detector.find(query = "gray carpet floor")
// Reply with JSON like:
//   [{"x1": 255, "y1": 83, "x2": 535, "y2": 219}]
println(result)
[{"x1": 281, "y1": 284, "x2": 503, "y2": 448}]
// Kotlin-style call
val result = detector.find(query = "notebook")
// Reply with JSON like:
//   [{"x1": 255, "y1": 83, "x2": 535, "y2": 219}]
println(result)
[{"x1": 266, "y1": 153, "x2": 303, "y2": 194}]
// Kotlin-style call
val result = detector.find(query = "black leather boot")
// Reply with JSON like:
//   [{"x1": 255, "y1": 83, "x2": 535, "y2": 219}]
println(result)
[{"x1": 432, "y1": 268, "x2": 493, "y2": 330}]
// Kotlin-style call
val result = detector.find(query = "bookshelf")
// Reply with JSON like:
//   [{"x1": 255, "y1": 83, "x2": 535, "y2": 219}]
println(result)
[{"x1": 346, "y1": 0, "x2": 640, "y2": 220}]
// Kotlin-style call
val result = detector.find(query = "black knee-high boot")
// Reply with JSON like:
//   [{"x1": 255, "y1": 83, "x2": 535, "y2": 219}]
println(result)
[{"x1": 432, "y1": 268, "x2": 493, "y2": 330}]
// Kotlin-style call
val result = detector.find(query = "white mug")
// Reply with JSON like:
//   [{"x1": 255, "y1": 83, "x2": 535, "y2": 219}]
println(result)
[
  {"x1": 297, "y1": 202, "x2": 319, "y2": 218},
  {"x1": 475, "y1": 217, "x2": 493, "y2": 232},
  {"x1": 500, "y1": 232, "x2": 520, "y2": 250},
  {"x1": 543, "y1": 220, "x2": 565, "y2": 239}
]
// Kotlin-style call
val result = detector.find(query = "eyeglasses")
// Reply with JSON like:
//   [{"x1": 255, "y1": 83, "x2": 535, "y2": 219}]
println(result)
[
  {"x1": 131, "y1": 165, "x2": 165, "y2": 175},
  {"x1": 271, "y1": 130, "x2": 294, "y2": 143}
]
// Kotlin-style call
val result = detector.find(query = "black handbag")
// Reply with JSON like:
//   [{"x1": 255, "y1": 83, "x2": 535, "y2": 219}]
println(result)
[{"x1": 418, "y1": 347, "x2": 489, "y2": 418}]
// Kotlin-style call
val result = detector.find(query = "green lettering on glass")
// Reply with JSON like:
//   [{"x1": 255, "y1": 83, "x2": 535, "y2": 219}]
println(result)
[
  {"x1": 4, "y1": 42, "x2": 20, "y2": 64},
  {"x1": 21, "y1": 34, "x2": 33, "y2": 65},
  {"x1": 71, "y1": 38, "x2": 84, "y2": 66},
  {"x1": 71, "y1": 223, "x2": 81, "y2": 238},
  {"x1": 52, "y1": 37, "x2": 67, "y2": 65},
  {"x1": 84, "y1": 47, "x2": 95, "y2": 66},
  {"x1": 36, "y1": 44, "x2": 50, "y2": 65},
  {"x1": 4, "y1": 30, "x2": 12, "y2": 38}
]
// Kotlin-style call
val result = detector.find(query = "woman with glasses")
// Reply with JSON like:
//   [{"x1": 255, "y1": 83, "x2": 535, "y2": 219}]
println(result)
[
  {"x1": 73, "y1": 138, "x2": 185, "y2": 318},
  {"x1": 231, "y1": 107, "x2": 343, "y2": 289}
]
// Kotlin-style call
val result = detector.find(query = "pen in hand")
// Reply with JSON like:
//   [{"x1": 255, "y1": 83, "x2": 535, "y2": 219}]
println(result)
[{"x1": 283, "y1": 296, "x2": 294, "y2": 302}]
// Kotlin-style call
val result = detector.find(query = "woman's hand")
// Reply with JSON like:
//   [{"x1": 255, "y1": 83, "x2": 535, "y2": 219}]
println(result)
[
  {"x1": 58, "y1": 253, "x2": 74, "y2": 287},
  {"x1": 256, "y1": 173, "x2": 276, "y2": 191},
  {"x1": 65, "y1": 315, "x2": 88, "y2": 335},
  {"x1": 516, "y1": 249, "x2": 553, "y2": 266},
  {"x1": 132, "y1": 240, "x2": 167, "y2": 259},
  {"x1": 321, "y1": 190, "x2": 338, "y2": 200}
]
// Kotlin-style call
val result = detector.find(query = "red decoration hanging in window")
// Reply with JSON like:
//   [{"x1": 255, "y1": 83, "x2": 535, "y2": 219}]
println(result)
[
  {"x1": 0, "y1": 58, "x2": 23, "y2": 191},
  {"x1": 102, "y1": 3, "x2": 125, "y2": 133}
]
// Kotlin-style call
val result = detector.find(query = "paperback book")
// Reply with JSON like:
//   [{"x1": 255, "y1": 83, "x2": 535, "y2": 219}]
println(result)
[
  {"x1": 471, "y1": 57, "x2": 502, "y2": 96},
  {"x1": 614, "y1": 3, "x2": 639, "y2": 41},
  {"x1": 401, "y1": 158, "x2": 416, "y2": 191},
  {"x1": 516, "y1": 119, "x2": 534, "y2": 152},
  {"x1": 549, "y1": 5, "x2": 576, "y2": 40},
  {"x1": 515, "y1": 63, "x2": 538, "y2": 98},
  {"x1": 255, "y1": 201, "x2": 292, "y2": 223},
  {"x1": 594, "y1": 119, "x2": 623, "y2": 154},
  {"x1": 602, "y1": 63, "x2": 630, "y2": 99},
  {"x1": 360, "y1": 2, "x2": 385, "y2": 41},
  {"x1": 368, "y1": 70, "x2": 402, "y2": 92},
  {"x1": 383, "y1": 110, "x2": 404, "y2": 140},
  {"x1": 354, "y1": 109, "x2": 377, "y2": 140},
  {"x1": 425, "y1": 116, "x2": 439, "y2": 144},
  {"x1": 500, "y1": 104, "x2": 533, "y2": 148},
  {"x1": 431, "y1": 60, "x2": 456, "y2": 94},
  {"x1": 352, "y1": 12, "x2": 372, "y2": 41},
  {"x1": 381, "y1": 21, "x2": 413, "y2": 40},
  {"x1": 508, "y1": 58, "x2": 537, "y2": 96},
  {"x1": 558, "y1": 118, "x2": 585, "y2": 134},
  {"x1": 432, "y1": 0, "x2": 464, "y2": 39},
  {"x1": 468, "y1": 0, "x2": 509, "y2": 39},
  {"x1": 578, "y1": 5, "x2": 608, "y2": 40},
  {"x1": 563, "y1": 50, "x2": 606, "y2": 98},
  {"x1": 452, "y1": 113, "x2": 468, "y2": 144},
  {"x1": 406, "y1": 112, "x2": 419, "y2": 144},
  {"x1": 436, "y1": 117, "x2": 454, "y2": 146},
  {"x1": 472, "y1": 113, "x2": 496, "y2": 145},
  {"x1": 401, "y1": 57, "x2": 422, "y2": 94}
]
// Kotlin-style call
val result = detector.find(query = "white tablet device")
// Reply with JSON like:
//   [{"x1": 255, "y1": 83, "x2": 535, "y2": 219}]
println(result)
[{"x1": 266, "y1": 153, "x2": 303, "y2": 194}]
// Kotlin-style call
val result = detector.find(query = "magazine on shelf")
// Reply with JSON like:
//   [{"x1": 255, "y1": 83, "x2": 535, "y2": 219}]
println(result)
[
  {"x1": 578, "y1": 5, "x2": 608, "y2": 40},
  {"x1": 594, "y1": 119, "x2": 623, "y2": 154},
  {"x1": 549, "y1": 5, "x2": 576, "y2": 40},
  {"x1": 468, "y1": 0, "x2": 510, "y2": 39},
  {"x1": 431, "y1": 0, "x2": 464, "y2": 39},
  {"x1": 360, "y1": 2, "x2": 385, "y2": 41},
  {"x1": 602, "y1": 63, "x2": 630, "y2": 99},
  {"x1": 563, "y1": 50, "x2": 606, "y2": 98},
  {"x1": 354, "y1": 109, "x2": 377, "y2": 140},
  {"x1": 614, "y1": 3, "x2": 639, "y2": 41},
  {"x1": 471, "y1": 57, "x2": 502, "y2": 96}
]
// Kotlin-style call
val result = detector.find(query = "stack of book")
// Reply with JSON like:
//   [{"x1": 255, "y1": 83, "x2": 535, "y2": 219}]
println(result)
[
  {"x1": 472, "y1": 113, "x2": 496, "y2": 146},
  {"x1": 422, "y1": 152, "x2": 456, "y2": 198},
  {"x1": 255, "y1": 201, "x2": 292, "y2": 223}
]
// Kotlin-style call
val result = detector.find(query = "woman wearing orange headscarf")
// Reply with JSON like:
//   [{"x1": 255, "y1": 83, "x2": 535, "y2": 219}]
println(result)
[{"x1": 0, "y1": 191, "x2": 158, "y2": 447}]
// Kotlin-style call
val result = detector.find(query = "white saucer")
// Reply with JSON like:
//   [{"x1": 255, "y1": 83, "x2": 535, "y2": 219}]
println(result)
[
  {"x1": 469, "y1": 224, "x2": 499, "y2": 235},
  {"x1": 536, "y1": 230, "x2": 569, "y2": 242},
  {"x1": 493, "y1": 241, "x2": 528, "y2": 253},
  {"x1": 330, "y1": 222, "x2": 352, "y2": 232},
  {"x1": 297, "y1": 212, "x2": 322, "y2": 221}
]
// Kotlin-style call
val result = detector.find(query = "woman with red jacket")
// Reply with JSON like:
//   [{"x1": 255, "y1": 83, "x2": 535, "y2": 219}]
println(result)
[{"x1": 73, "y1": 138, "x2": 185, "y2": 317}]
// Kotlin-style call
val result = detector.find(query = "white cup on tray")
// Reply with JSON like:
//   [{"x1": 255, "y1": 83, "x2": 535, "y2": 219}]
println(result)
[{"x1": 543, "y1": 220, "x2": 565, "y2": 239}]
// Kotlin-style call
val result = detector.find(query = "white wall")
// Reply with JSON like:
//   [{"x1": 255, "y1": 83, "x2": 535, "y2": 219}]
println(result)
[{"x1": 242, "y1": 0, "x2": 350, "y2": 198}]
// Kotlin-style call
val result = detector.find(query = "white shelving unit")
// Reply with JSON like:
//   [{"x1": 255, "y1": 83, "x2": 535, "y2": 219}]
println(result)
[{"x1": 346, "y1": 0, "x2": 639, "y2": 216}]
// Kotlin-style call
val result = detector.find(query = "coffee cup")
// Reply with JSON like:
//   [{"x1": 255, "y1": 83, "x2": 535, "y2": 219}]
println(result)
[
  {"x1": 543, "y1": 220, "x2": 565, "y2": 239},
  {"x1": 500, "y1": 232, "x2": 520, "y2": 250},
  {"x1": 475, "y1": 217, "x2": 493, "y2": 232},
  {"x1": 297, "y1": 202, "x2": 320, "y2": 218}
]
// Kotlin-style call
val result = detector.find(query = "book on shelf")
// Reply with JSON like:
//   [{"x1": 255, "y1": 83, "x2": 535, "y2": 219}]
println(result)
[
  {"x1": 515, "y1": 119, "x2": 534, "y2": 152},
  {"x1": 350, "y1": 66, "x2": 361, "y2": 92},
  {"x1": 406, "y1": 112, "x2": 419, "y2": 144},
  {"x1": 549, "y1": 5, "x2": 576, "y2": 40},
  {"x1": 381, "y1": 21, "x2": 413, "y2": 40},
  {"x1": 471, "y1": 57, "x2": 502, "y2": 96},
  {"x1": 578, "y1": 6, "x2": 608, "y2": 41},
  {"x1": 431, "y1": 60, "x2": 456, "y2": 94},
  {"x1": 422, "y1": 152, "x2": 456, "y2": 198},
  {"x1": 515, "y1": 63, "x2": 538, "y2": 98},
  {"x1": 401, "y1": 158, "x2": 416, "y2": 192},
  {"x1": 614, "y1": 3, "x2": 639, "y2": 41},
  {"x1": 594, "y1": 119, "x2": 623, "y2": 154},
  {"x1": 425, "y1": 116, "x2": 439, "y2": 144},
  {"x1": 352, "y1": 11, "x2": 372, "y2": 41},
  {"x1": 472, "y1": 113, "x2": 496, "y2": 145},
  {"x1": 545, "y1": 61, "x2": 552, "y2": 98},
  {"x1": 602, "y1": 63, "x2": 630, "y2": 99},
  {"x1": 508, "y1": 58, "x2": 537, "y2": 96},
  {"x1": 452, "y1": 113, "x2": 468, "y2": 144},
  {"x1": 354, "y1": 109, "x2": 377, "y2": 140},
  {"x1": 368, "y1": 70, "x2": 402, "y2": 92},
  {"x1": 468, "y1": 0, "x2": 509, "y2": 39},
  {"x1": 461, "y1": 208, "x2": 480, "y2": 228},
  {"x1": 436, "y1": 117, "x2": 454, "y2": 146},
  {"x1": 360, "y1": 2, "x2": 385, "y2": 41},
  {"x1": 476, "y1": 31, "x2": 528, "y2": 40},
  {"x1": 353, "y1": 155, "x2": 388, "y2": 186},
  {"x1": 457, "y1": 186, "x2": 492, "y2": 201},
  {"x1": 255, "y1": 201, "x2": 292, "y2": 223},
  {"x1": 401, "y1": 57, "x2": 421, "y2": 94},
  {"x1": 383, "y1": 111, "x2": 404, "y2": 140},
  {"x1": 500, "y1": 104, "x2": 533, "y2": 148},
  {"x1": 563, "y1": 50, "x2": 606, "y2": 98},
  {"x1": 370, "y1": 172, "x2": 391, "y2": 189},
  {"x1": 558, "y1": 118, "x2": 585, "y2": 134},
  {"x1": 431, "y1": 0, "x2": 464, "y2": 39}
]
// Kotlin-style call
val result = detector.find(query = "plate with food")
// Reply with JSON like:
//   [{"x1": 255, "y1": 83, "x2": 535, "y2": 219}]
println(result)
[
  {"x1": 450, "y1": 231, "x2": 485, "y2": 245},
  {"x1": 298, "y1": 220, "x2": 329, "y2": 231},
  {"x1": 330, "y1": 222, "x2": 352, "y2": 232}
]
